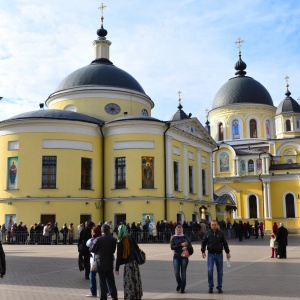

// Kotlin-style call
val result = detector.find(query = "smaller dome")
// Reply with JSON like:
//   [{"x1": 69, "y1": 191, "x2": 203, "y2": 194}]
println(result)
[
  {"x1": 3, "y1": 109, "x2": 104, "y2": 125},
  {"x1": 276, "y1": 89, "x2": 300, "y2": 115},
  {"x1": 97, "y1": 25, "x2": 107, "y2": 38},
  {"x1": 170, "y1": 102, "x2": 192, "y2": 121}
]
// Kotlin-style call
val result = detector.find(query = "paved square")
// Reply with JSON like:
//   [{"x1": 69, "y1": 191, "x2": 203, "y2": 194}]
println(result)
[{"x1": 0, "y1": 235, "x2": 299, "y2": 299}]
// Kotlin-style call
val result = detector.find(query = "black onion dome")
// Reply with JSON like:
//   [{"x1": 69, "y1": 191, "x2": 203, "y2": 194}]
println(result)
[
  {"x1": 2, "y1": 109, "x2": 104, "y2": 125},
  {"x1": 170, "y1": 102, "x2": 192, "y2": 121},
  {"x1": 97, "y1": 25, "x2": 107, "y2": 37},
  {"x1": 276, "y1": 89, "x2": 300, "y2": 115},
  {"x1": 234, "y1": 55, "x2": 247, "y2": 76},
  {"x1": 54, "y1": 58, "x2": 146, "y2": 94}
]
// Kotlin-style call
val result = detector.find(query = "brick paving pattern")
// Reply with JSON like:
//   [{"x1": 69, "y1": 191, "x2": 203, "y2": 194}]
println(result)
[{"x1": 0, "y1": 235, "x2": 299, "y2": 299}]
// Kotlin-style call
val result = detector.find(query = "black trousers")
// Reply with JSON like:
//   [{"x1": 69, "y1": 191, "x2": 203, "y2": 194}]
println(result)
[{"x1": 98, "y1": 270, "x2": 118, "y2": 300}]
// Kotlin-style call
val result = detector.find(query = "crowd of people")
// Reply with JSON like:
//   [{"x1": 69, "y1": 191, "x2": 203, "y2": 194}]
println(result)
[{"x1": 0, "y1": 218, "x2": 272, "y2": 246}]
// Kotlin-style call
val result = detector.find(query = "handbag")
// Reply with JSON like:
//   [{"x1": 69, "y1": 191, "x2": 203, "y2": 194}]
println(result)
[
  {"x1": 188, "y1": 245, "x2": 194, "y2": 256},
  {"x1": 78, "y1": 254, "x2": 85, "y2": 271},
  {"x1": 134, "y1": 248, "x2": 146, "y2": 265}
]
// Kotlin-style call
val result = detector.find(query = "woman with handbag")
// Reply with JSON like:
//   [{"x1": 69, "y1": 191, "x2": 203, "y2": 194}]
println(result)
[
  {"x1": 170, "y1": 225, "x2": 193, "y2": 294},
  {"x1": 115, "y1": 224, "x2": 143, "y2": 300}
]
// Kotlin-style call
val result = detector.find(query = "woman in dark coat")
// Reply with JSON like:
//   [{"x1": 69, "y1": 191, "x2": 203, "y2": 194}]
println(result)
[
  {"x1": 116, "y1": 224, "x2": 143, "y2": 300},
  {"x1": 170, "y1": 225, "x2": 193, "y2": 293},
  {"x1": 276, "y1": 223, "x2": 288, "y2": 259},
  {"x1": 0, "y1": 241, "x2": 6, "y2": 278}
]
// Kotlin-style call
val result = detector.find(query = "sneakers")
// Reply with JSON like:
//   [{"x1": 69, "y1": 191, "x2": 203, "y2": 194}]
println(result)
[
  {"x1": 217, "y1": 288, "x2": 223, "y2": 293},
  {"x1": 208, "y1": 288, "x2": 213, "y2": 293},
  {"x1": 86, "y1": 294, "x2": 97, "y2": 297}
]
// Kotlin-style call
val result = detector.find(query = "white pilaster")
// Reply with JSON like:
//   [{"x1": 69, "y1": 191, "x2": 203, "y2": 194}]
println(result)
[
  {"x1": 209, "y1": 153, "x2": 214, "y2": 202},
  {"x1": 183, "y1": 143, "x2": 188, "y2": 199},
  {"x1": 197, "y1": 148, "x2": 202, "y2": 200},
  {"x1": 166, "y1": 136, "x2": 173, "y2": 197}
]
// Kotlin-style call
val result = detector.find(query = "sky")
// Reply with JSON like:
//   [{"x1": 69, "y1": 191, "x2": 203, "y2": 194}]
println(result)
[{"x1": 1, "y1": 0, "x2": 300, "y2": 124}]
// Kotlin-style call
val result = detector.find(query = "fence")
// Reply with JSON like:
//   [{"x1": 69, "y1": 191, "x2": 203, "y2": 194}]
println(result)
[{"x1": 0, "y1": 228, "x2": 236, "y2": 245}]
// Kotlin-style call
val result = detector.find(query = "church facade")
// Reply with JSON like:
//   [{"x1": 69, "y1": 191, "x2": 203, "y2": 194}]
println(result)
[
  {"x1": 1, "y1": 9, "x2": 299, "y2": 233},
  {"x1": 0, "y1": 15, "x2": 217, "y2": 230},
  {"x1": 209, "y1": 45, "x2": 300, "y2": 232}
]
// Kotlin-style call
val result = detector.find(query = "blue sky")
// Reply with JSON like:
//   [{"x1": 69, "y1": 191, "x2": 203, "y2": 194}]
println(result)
[{"x1": 1, "y1": 0, "x2": 300, "y2": 123}]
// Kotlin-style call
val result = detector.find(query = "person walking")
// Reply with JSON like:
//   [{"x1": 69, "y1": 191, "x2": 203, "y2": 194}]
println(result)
[
  {"x1": 0, "y1": 241, "x2": 6, "y2": 278},
  {"x1": 201, "y1": 220, "x2": 231, "y2": 294},
  {"x1": 276, "y1": 223, "x2": 288, "y2": 259},
  {"x1": 115, "y1": 224, "x2": 143, "y2": 300},
  {"x1": 90, "y1": 224, "x2": 118, "y2": 300},
  {"x1": 170, "y1": 225, "x2": 193, "y2": 294},
  {"x1": 78, "y1": 222, "x2": 95, "y2": 280}
]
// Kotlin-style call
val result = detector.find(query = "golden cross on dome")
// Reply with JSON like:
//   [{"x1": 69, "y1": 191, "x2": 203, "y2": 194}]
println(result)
[
  {"x1": 205, "y1": 108, "x2": 209, "y2": 119},
  {"x1": 235, "y1": 37, "x2": 244, "y2": 55},
  {"x1": 98, "y1": 3, "x2": 106, "y2": 24},
  {"x1": 178, "y1": 91, "x2": 182, "y2": 102},
  {"x1": 285, "y1": 75, "x2": 289, "y2": 88}
]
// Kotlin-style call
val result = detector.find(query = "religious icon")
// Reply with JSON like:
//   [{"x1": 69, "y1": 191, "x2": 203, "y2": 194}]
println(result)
[
  {"x1": 220, "y1": 152, "x2": 229, "y2": 172},
  {"x1": 7, "y1": 157, "x2": 18, "y2": 189},
  {"x1": 232, "y1": 119, "x2": 240, "y2": 139},
  {"x1": 266, "y1": 120, "x2": 271, "y2": 138},
  {"x1": 142, "y1": 157, "x2": 154, "y2": 188}
]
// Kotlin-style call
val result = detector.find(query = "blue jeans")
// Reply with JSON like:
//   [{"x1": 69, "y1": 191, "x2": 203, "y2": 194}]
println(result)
[
  {"x1": 90, "y1": 270, "x2": 97, "y2": 296},
  {"x1": 173, "y1": 256, "x2": 189, "y2": 291},
  {"x1": 207, "y1": 253, "x2": 223, "y2": 289}
]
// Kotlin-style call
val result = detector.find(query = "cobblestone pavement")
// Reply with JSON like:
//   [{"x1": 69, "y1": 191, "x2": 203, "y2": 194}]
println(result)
[{"x1": 0, "y1": 235, "x2": 299, "y2": 300}]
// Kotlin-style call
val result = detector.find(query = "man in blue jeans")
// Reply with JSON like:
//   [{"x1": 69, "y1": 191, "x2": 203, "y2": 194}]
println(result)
[{"x1": 201, "y1": 220, "x2": 231, "y2": 294}]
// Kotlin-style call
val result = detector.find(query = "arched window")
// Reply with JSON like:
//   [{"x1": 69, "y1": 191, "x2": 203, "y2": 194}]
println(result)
[
  {"x1": 250, "y1": 119, "x2": 257, "y2": 138},
  {"x1": 286, "y1": 119, "x2": 291, "y2": 132},
  {"x1": 248, "y1": 159, "x2": 254, "y2": 172},
  {"x1": 249, "y1": 195, "x2": 257, "y2": 218},
  {"x1": 285, "y1": 193, "x2": 295, "y2": 218},
  {"x1": 218, "y1": 123, "x2": 224, "y2": 141}
]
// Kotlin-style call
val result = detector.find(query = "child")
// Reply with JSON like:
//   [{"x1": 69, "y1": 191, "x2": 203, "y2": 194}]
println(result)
[{"x1": 270, "y1": 232, "x2": 276, "y2": 258}]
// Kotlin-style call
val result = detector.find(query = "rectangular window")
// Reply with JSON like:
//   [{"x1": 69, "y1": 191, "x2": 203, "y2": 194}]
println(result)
[
  {"x1": 42, "y1": 156, "x2": 57, "y2": 188},
  {"x1": 174, "y1": 161, "x2": 179, "y2": 191},
  {"x1": 189, "y1": 165, "x2": 194, "y2": 193},
  {"x1": 142, "y1": 157, "x2": 154, "y2": 188},
  {"x1": 202, "y1": 169, "x2": 206, "y2": 195},
  {"x1": 81, "y1": 158, "x2": 92, "y2": 190},
  {"x1": 115, "y1": 157, "x2": 126, "y2": 189}
]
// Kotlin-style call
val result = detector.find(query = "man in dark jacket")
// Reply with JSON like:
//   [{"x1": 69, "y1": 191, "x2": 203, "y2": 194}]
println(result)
[
  {"x1": 90, "y1": 224, "x2": 118, "y2": 300},
  {"x1": 78, "y1": 221, "x2": 95, "y2": 279},
  {"x1": 276, "y1": 222, "x2": 288, "y2": 259},
  {"x1": 201, "y1": 220, "x2": 231, "y2": 294},
  {"x1": 0, "y1": 241, "x2": 6, "y2": 278}
]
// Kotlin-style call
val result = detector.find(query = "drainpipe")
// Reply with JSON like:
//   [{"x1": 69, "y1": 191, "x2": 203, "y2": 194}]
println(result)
[
  {"x1": 99, "y1": 124, "x2": 105, "y2": 222},
  {"x1": 164, "y1": 122, "x2": 171, "y2": 221}
]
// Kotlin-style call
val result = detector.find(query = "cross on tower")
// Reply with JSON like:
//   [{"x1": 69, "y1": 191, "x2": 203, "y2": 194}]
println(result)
[
  {"x1": 235, "y1": 37, "x2": 244, "y2": 55},
  {"x1": 285, "y1": 75, "x2": 289, "y2": 87},
  {"x1": 178, "y1": 91, "x2": 182, "y2": 102},
  {"x1": 98, "y1": 3, "x2": 106, "y2": 24}
]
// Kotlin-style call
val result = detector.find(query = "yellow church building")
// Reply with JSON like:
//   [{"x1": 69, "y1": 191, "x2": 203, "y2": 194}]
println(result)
[
  {"x1": 209, "y1": 41, "x2": 300, "y2": 232},
  {"x1": 1, "y1": 8, "x2": 299, "y2": 233},
  {"x1": 0, "y1": 11, "x2": 217, "y2": 231}
]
